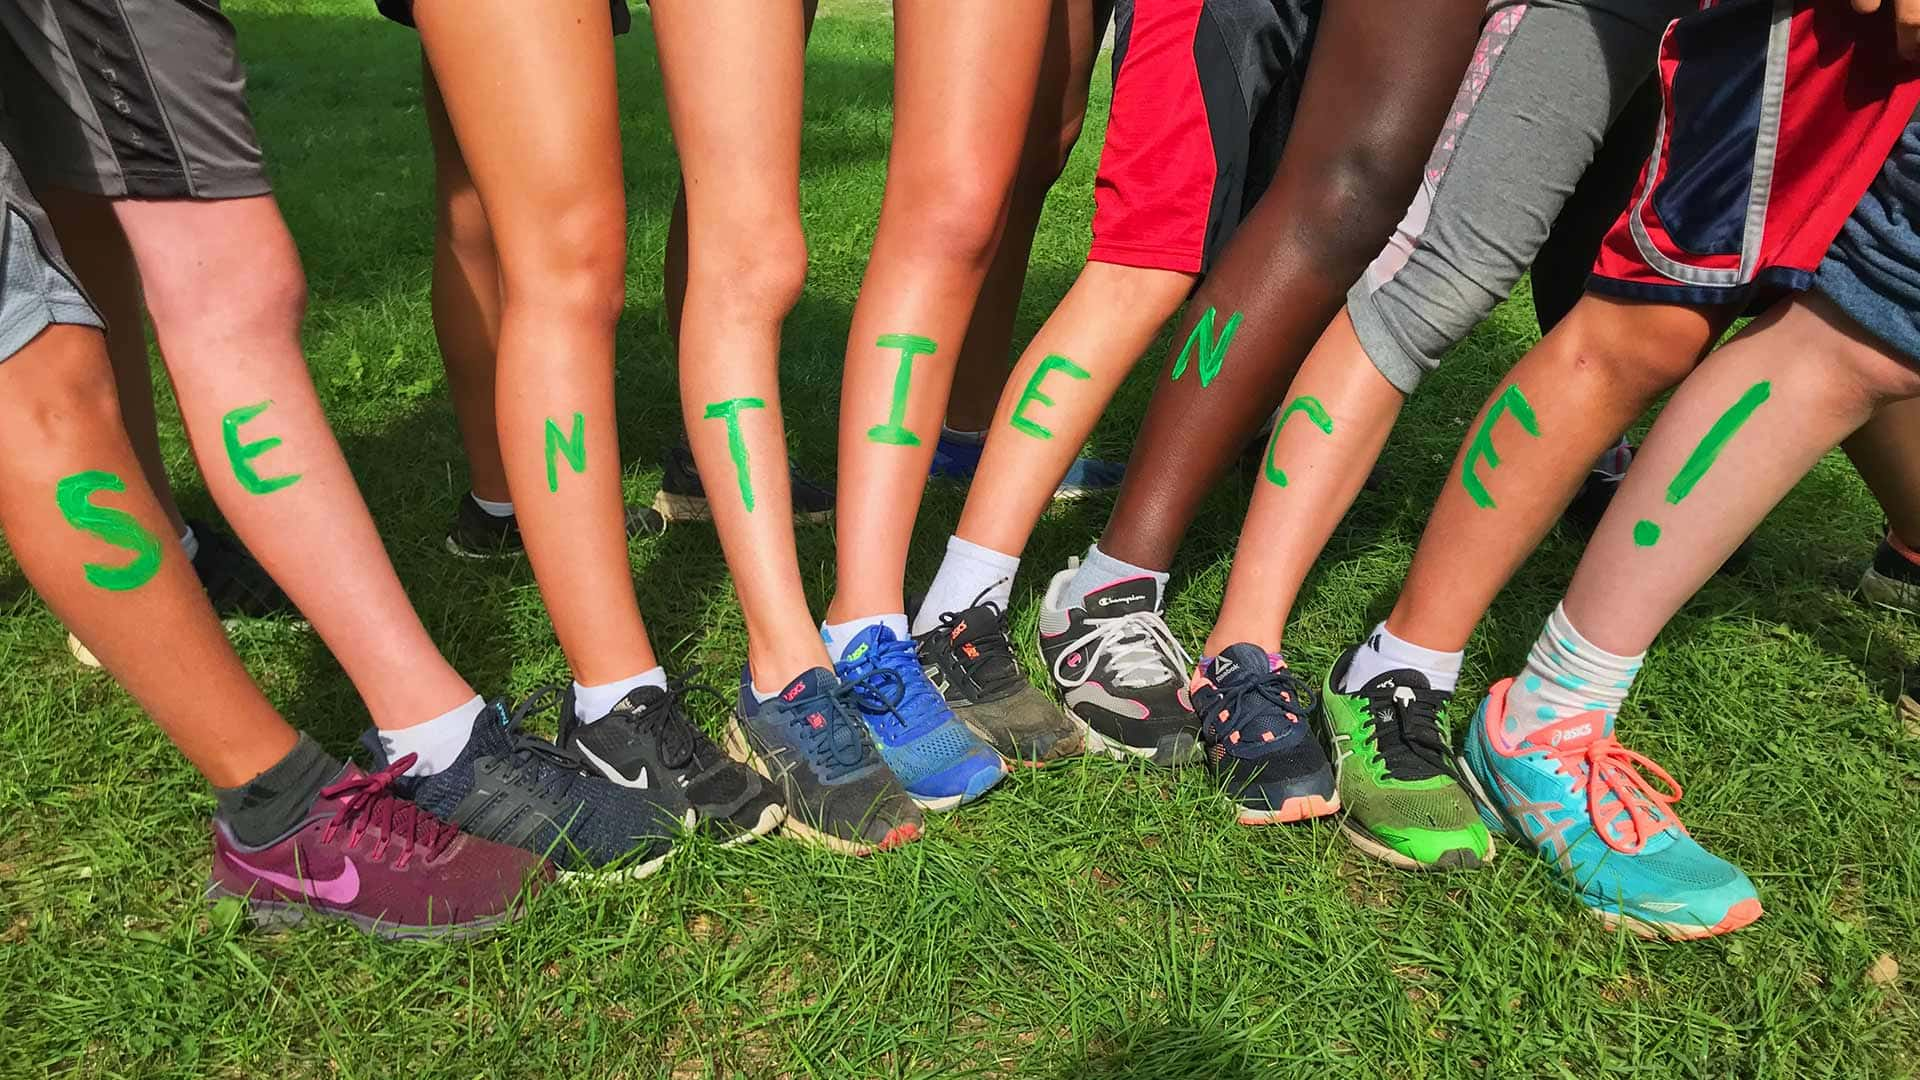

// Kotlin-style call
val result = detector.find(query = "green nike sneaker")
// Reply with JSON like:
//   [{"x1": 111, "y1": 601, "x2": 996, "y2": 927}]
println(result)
[{"x1": 1317, "y1": 647, "x2": 1493, "y2": 871}]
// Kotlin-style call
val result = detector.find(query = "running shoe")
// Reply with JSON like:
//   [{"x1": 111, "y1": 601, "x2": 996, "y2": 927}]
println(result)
[
  {"x1": 1457, "y1": 678, "x2": 1762, "y2": 939},
  {"x1": 1037, "y1": 564, "x2": 1201, "y2": 766},
  {"x1": 445, "y1": 493, "x2": 666, "y2": 560},
  {"x1": 69, "y1": 519, "x2": 298, "y2": 668},
  {"x1": 912, "y1": 595, "x2": 1084, "y2": 765},
  {"x1": 1190, "y1": 644, "x2": 1337, "y2": 824},
  {"x1": 1860, "y1": 532, "x2": 1920, "y2": 614},
  {"x1": 726, "y1": 666, "x2": 922, "y2": 854},
  {"x1": 652, "y1": 442, "x2": 835, "y2": 525},
  {"x1": 1559, "y1": 442, "x2": 1634, "y2": 539},
  {"x1": 928, "y1": 429, "x2": 1125, "y2": 499},
  {"x1": 361, "y1": 694, "x2": 692, "y2": 880},
  {"x1": 1319, "y1": 648, "x2": 1492, "y2": 870},
  {"x1": 558, "y1": 674, "x2": 785, "y2": 843},
  {"x1": 207, "y1": 756, "x2": 550, "y2": 939},
  {"x1": 836, "y1": 624, "x2": 1009, "y2": 810}
]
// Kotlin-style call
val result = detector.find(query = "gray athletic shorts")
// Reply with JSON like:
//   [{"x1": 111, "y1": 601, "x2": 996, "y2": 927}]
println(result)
[
  {"x1": 1814, "y1": 114, "x2": 1920, "y2": 367},
  {"x1": 1347, "y1": 0, "x2": 1694, "y2": 394},
  {"x1": 0, "y1": 141, "x2": 103, "y2": 365},
  {"x1": 0, "y1": 0, "x2": 268, "y2": 199}
]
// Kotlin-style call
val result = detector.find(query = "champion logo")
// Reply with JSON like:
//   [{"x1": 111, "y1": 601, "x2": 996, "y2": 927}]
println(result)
[{"x1": 226, "y1": 851, "x2": 361, "y2": 905}]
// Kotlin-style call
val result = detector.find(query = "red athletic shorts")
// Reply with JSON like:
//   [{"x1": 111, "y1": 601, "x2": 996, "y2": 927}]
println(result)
[
  {"x1": 1088, "y1": 0, "x2": 1318, "y2": 274},
  {"x1": 1589, "y1": 0, "x2": 1920, "y2": 307}
]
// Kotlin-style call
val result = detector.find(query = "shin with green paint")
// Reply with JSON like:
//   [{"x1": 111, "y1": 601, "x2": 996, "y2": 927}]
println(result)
[
  {"x1": 703, "y1": 397, "x2": 766, "y2": 512},
  {"x1": 866, "y1": 333, "x2": 936, "y2": 447},
  {"x1": 1261, "y1": 395, "x2": 1333, "y2": 488},
  {"x1": 55, "y1": 469, "x2": 164, "y2": 591},
  {"x1": 220, "y1": 401, "x2": 302, "y2": 496},
  {"x1": 1169, "y1": 307, "x2": 1241, "y2": 388},
  {"x1": 1460, "y1": 384, "x2": 1541, "y2": 510},
  {"x1": 1008, "y1": 353, "x2": 1090, "y2": 441},
  {"x1": 1632, "y1": 381, "x2": 1771, "y2": 547},
  {"x1": 543, "y1": 412, "x2": 587, "y2": 493}
]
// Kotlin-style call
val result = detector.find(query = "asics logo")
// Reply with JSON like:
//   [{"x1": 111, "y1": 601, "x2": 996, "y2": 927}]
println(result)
[
  {"x1": 782, "y1": 683, "x2": 805, "y2": 702},
  {"x1": 1550, "y1": 723, "x2": 1592, "y2": 747},
  {"x1": 576, "y1": 744, "x2": 649, "y2": 789},
  {"x1": 226, "y1": 851, "x2": 360, "y2": 905}
]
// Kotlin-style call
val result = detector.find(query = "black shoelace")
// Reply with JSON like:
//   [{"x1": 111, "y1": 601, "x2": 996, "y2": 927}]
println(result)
[
  {"x1": 499, "y1": 689, "x2": 596, "y2": 801},
  {"x1": 785, "y1": 677, "x2": 888, "y2": 778},
  {"x1": 932, "y1": 602, "x2": 1021, "y2": 689},
  {"x1": 1211, "y1": 666, "x2": 1312, "y2": 741},
  {"x1": 1360, "y1": 682, "x2": 1455, "y2": 781},
  {"x1": 636, "y1": 668, "x2": 733, "y2": 773}
]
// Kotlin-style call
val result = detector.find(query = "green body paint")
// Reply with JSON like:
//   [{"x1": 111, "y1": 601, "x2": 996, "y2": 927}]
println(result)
[
  {"x1": 1461, "y1": 384, "x2": 1541, "y2": 510},
  {"x1": 220, "y1": 401, "x2": 302, "y2": 496},
  {"x1": 867, "y1": 333, "x2": 936, "y2": 447},
  {"x1": 1008, "y1": 354, "x2": 1091, "y2": 440},
  {"x1": 1633, "y1": 380, "x2": 1772, "y2": 547},
  {"x1": 544, "y1": 412, "x2": 587, "y2": 493},
  {"x1": 1169, "y1": 308, "x2": 1242, "y2": 388},
  {"x1": 703, "y1": 397, "x2": 767, "y2": 512},
  {"x1": 55, "y1": 470, "x2": 163, "y2": 591},
  {"x1": 1261, "y1": 395, "x2": 1334, "y2": 488}
]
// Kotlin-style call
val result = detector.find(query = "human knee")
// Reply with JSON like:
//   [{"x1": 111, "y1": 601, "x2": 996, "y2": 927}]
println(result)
[
  {"x1": 894, "y1": 168, "x2": 1014, "y2": 269},
  {"x1": 142, "y1": 244, "x2": 309, "y2": 344},
  {"x1": 1290, "y1": 143, "x2": 1423, "y2": 271},
  {"x1": 690, "y1": 218, "x2": 808, "y2": 323},
  {"x1": 499, "y1": 196, "x2": 628, "y2": 324},
  {"x1": 1559, "y1": 301, "x2": 1706, "y2": 395},
  {"x1": 6, "y1": 341, "x2": 126, "y2": 460}
]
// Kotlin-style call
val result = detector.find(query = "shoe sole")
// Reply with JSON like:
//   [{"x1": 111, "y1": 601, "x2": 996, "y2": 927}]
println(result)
[
  {"x1": 1236, "y1": 792, "x2": 1339, "y2": 825},
  {"x1": 1860, "y1": 566, "x2": 1920, "y2": 614},
  {"x1": 204, "y1": 882, "x2": 525, "y2": 940},
  {"x1": 1337, "y1": 818, "x2": 1495, "y2": 871},
  {"x1": 444, "y1": 535, "x2": 517, "y2": 561},
  {"x1": 955, "y1": 706, "x2": 1088, "y2": 767},
  {"x1": 1072, "y1": 715, "x2": 1202, "y2": 768},
  {"x1": 722, "y1": 718, "x2": 919, "y2": 856},
  {"x1": 908, "y1": 756, "x2": 1010, "y2": 812},
  {"x1": 652, "y1": 491, "x2": 832, "y2": 526}
]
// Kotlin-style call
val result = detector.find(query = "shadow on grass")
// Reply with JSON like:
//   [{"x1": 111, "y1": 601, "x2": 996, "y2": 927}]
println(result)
[{"x1": 1053, "y1": 1024, "x2": 1274, "y2": 1080}]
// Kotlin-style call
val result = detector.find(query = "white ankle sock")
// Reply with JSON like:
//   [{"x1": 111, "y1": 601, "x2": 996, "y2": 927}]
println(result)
[
  {"x1": 1061, "y1": 543, "x2": 1169, "y2": 610},
  {"x1": 472, "y1": 493, "x2": 515, "y2": 518},
  {"x1": 821, "y1": 614, "x2": 909, "y2": 661},
  {"x1": 1501, "y1": 603, "x2": 1641, "y2": 748},
  {"x1": 573, "y1": 666, "x2": 668, "y2": 724},
  {"x1": 1340, "y1": 622, "x2": 1464, "y2": 694},
  {"x1": 179, "y1": 524, "x2": 200, "y2": 562},
  {"x1": 911, "y1": 535, "x2": 1019, "y2": 635},
  {"x1": 379, "y1": 693, "x2": 486, "y2": 776}
]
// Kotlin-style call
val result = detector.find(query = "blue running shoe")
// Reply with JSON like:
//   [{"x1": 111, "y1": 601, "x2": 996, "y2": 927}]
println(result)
[
  {"x1": 727, "y1": 667, "x2": 922, "y2": 855},
  {"x1": 835, "y1": 625, "x2": 1009, "y2": 810},
  {"x1": 1458, "y1": 678, "x2": 1762, "y2": 940},
  {"x1": 928, "y1": 430, "x2": 1124, "y2": 499}
]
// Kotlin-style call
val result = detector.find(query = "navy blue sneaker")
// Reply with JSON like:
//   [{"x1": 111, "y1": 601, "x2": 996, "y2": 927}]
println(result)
[
  {"x1": 362, "y1": 694, "x2": 693, "y2": 880},
  {"x1": 1190, "y1": 644, "x2": 1338, "y2": 825},
  {"x1": 726, "y1": 667, "x2": 922, "y2": 854},
  {"x1": 835, "y1": 624, "x2": 1008, "y2": 811},
  {"x1": 928, "y1": 429, "x2": 1124, "y2": 499}
]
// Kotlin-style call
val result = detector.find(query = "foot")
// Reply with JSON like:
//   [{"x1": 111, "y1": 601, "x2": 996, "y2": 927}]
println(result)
[
  {"x1": 1191, "y1": 644, "x2": 1337, "y2": 825},
  {"x1": 1319, "y1": 649, "x2": 1492, "y2": 870},
  {"x1": 1458, "y1": 679, "x2": 1762, "y2": 939},
  {"x1": 928, "y1": 429, "x2": 1124, "y2": 499},
  {"x1": 70, "y1": 520, "x2": 299, "y2": 668},
  {"x1": 652, "y1": 442, "x2": 835, "y2": 525},
  {"x1": 445, "y1": 493, "x2": 666, "y2": 560},
  {"x1": 836, "y1": 625, "x2": 1009, "y2": 810},
  {"x1": 912, "y1": 598, "x2": 1084, "y2": 765},
  {"x1": 1037, "y1": 566, "x2": 1201, "y2": 766},
  {"x1": 727, "y1": 667, "x2": 923, "y2": 854},
  {"x1": 1860, "y1": 533, "x2": 1920, "y2": 614},
  {"x1": 559, "y1": 676, "x2": 785, "y2": 844},
  {"x1": 361, "y1": 695, "x2": 692, "y2": 880},
  {"x1": 207, "y1": 758, "x2": 550, "y2": 939}
]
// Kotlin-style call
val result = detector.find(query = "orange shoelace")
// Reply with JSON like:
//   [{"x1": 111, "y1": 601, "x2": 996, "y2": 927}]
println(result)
[{"x1": 1545, "y1": 735, "x2": 1684, "y2": 854}]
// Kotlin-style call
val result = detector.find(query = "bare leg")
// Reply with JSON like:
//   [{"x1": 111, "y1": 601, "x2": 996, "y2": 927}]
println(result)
[
  {"x1": 1844, "y1": 396, "x2": 1920, "y2": 547},
  {"x1": 652, "y1": 0, "x2": 829, "y2": 688},
  {"x1": 0, "y1": 325, "x2": 292, "y2": 786},
  {"x1": 414, "y1": 0, "x2": 658, "y2": 682},
  {"x1": 826, "y1": 0, "x2": 1053, "y2": 623}
]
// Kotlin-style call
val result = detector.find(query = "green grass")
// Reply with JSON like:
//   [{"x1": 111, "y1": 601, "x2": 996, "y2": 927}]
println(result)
[{"x1": 5, "y1": 1, "x2": 1920, "y2": 1076}]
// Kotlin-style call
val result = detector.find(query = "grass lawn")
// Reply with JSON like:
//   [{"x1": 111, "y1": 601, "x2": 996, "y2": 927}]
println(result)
[{"x1": 6, "y1": 1, "x2": 1920, "y2": 1076}]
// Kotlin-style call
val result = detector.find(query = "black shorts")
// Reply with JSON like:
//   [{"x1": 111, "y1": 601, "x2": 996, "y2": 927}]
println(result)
[{"x1": 375, "y1": 0, "x2": 633, "y2": 35}]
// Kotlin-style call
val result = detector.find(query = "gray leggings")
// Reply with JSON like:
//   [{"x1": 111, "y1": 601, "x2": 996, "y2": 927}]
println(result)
[{"x1": 1349, "y1": 0, "x2": 1694, "y2": 394}]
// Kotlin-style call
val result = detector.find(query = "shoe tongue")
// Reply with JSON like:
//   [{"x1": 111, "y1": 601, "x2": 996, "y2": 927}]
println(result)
[
  {"x1": 777, "y1": 667, "x2": 837, "y2": 705},
  {"x1": 1361, "y1": 666, "x2": 1433, "y2": 703},
  {"x1": 612, "y1": 684, "x2": 671, "y2": 717},
  {"x1": 1208, "y1": 643, "x2": 1277, "y2": 687},
  {"x1": 1518, "y1": 710, "x2": 1611, "y2": 754},
  {"x1": 1083, "y1": 575, "x2": 1159, "y2": 618},
  {"x1": 944, "y1": 603, "x2": 1004, "y2": 648}
]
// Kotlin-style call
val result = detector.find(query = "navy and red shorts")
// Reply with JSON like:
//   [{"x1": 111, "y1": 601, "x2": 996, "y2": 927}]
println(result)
[{"x1": 1589, "y1": 0, "x2": 1920, "y2": 307}]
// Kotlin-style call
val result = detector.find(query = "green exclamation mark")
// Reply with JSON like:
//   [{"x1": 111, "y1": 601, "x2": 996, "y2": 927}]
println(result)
[{"x1": 1633, "y1": 380, "x2": 1771, "y2": 547}]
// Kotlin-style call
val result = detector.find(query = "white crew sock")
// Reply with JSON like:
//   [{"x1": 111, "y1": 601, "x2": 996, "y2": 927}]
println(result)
[
  {"x1": 1500, "y1": 603, "x2": 1642, "y2": 749},
  {"x1": 1061, "y1": 543, "x2": 1169, "y2": 610},
  {"x1": 1340, "y1": 622, "x2": 1464, "y2": 694},
  {"x1": 573, "y1": 666, "x2": 669, "y2": 724},
  {"x1": 472, "y1": 493, "x2": 515, "y2": 518},
  {"x1": 911, "y1": 535, "x2": 1020, "y2": 635},
  {"x1": 179, "y1": 524, "x2": 200, "y2": 562},
  {"x1": 821, "y1": 613, "x2": 910, "y2": 661},
  {"x1": 379, "y1": 693, "x2": 487, "y2": 776}
]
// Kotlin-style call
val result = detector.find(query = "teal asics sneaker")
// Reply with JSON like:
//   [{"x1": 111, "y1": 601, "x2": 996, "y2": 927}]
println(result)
[{"x1": 1458, "y1": 678, "x2": 1762, "y2": 940}]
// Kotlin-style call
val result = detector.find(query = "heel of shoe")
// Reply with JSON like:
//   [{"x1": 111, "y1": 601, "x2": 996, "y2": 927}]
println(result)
[{"x1": 651, "y1": 490, "x2": 714, "y2": 523}]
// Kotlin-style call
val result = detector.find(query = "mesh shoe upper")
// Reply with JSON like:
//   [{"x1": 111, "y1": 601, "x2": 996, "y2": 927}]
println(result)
[
  {"x1": 1321, "y1": 651, "x2": 1484, "y2": 840},
  {"x1": 736, "y1": 667, "x2": 920, "y2": 846},
  {"x1": 836, "y1": 625, "x2": 1005, "y2": 796},
  {"x1": 189, "y1": 520, "x2": 296, "y2": 619}
]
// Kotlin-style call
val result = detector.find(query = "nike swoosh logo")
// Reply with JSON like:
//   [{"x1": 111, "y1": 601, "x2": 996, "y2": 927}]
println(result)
[
  {"x1": 576, "y1": 743, "x2": 649, "y2": 789},
  {"x1": 226, "y1": 851, "x2": 360, "y2": 905}
]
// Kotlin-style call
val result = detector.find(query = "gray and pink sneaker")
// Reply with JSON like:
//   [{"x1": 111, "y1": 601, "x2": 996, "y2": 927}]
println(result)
[{"x1": 207, "y1": 757, "x2": 550, "y2": 939}]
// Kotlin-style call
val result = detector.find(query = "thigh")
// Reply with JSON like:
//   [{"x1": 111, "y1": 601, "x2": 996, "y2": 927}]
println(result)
[{"x1": 890, "y1": 1, "x2": 1052, "y2": 186}]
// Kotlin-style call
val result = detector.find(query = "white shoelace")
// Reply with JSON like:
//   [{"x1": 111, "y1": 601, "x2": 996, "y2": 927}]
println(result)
[{"x1": 1051, "y1": 609, "x2": 1192, "y2": 691}]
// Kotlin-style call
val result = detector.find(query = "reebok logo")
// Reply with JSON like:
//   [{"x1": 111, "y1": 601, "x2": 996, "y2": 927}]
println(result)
[
  {"x1": 1210, "y1": 657, "x2": 1238, "y2": 680},
  {"x1": 226, "y1": 851, "x2": 360, "y2": 906}
]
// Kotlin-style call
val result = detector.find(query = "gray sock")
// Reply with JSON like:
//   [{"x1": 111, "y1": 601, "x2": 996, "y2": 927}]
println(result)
[
  {"x1": 214, "y1": 733, "x2": 344, "y2": 847},
  {"x1": 1061, "y1": 543, "x2": 1171, "y2": 609}
]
